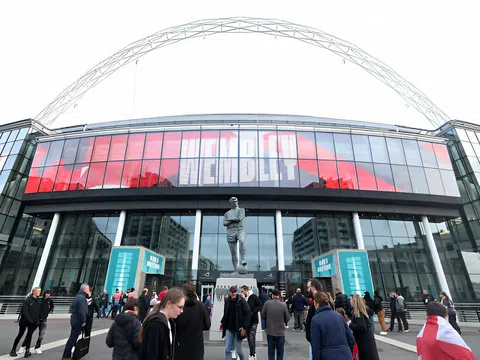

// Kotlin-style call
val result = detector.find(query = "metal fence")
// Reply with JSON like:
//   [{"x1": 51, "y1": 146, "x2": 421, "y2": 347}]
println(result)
[{"x1": 0, "y1": 296, "x2": 74, "y2": 315}]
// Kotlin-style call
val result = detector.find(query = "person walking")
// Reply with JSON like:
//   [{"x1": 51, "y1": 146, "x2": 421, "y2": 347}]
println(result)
[
  {"x1": 423, "y1": 290, "x2": 435, "y2": 306},
  {"x1": 291, "y1": 288, "x2": 309, "y2": 331},
  {"x1": 129, "y1": 288, "x2": 136, "y2": 299},
  {"x1": 440, "y1": 291, "x2": 461, "y2": 334},
  {"x1": 334, "y1": 288, "x2": 348, "y2": 312},
  {"x1": 221, "y1": 285, "x2": 252, "y2": 360},
  {"x1": 94, "y1": 294, "x2": 102, "y2": 319},
  {"x1": 10, "y1": 287, "x2": 41, "y2": 358},
  {"x1": 62, "y1": 283, "x2": 90, "y2": 360},
  {"x1": 310, "y1": 292, "x2": 355, "y2": 360},
  {"x1": 139, "y1": 288, "x2": 185, "y2": 360},
  {"x1": 305, "y1": 279, "x2": 321, "y2": 360},
  {"x1": 388, "y1": 292, "x2": 397, "y2": 331},
  {"x1": 349, "y1": 294, "x2": 380, "y2": 360},
  {"x1": 261, "y1": 289, "x2": 290, "y2": 360},
  {"x1": 138, "y1": 289, "x2": 150, "y2": 323},
  {"x1": 149, "y1": 294, "x2": 158, "y2": 309},
  {"x1": 395, "y1": 292, "x2": 409, "y2": 333},
  {"x1": 259, "y1": 287, "x2": 269, "y2": 331},
  {"x1": 106, "y1": 298, "x2": 142, "y2": 360},
  {"x1": 241, "y1": 285, "x2": 263, "y2": 360},
  {"x1": 112, "y1": 289, "x2": 122, "y2": 319},
  {"x1": 373, "y1": 291, "x2": 388, "y2": 335},
  {"x1": 204, "y1": 295, "x2": 212, "y2": 316},
  {"x1": 121, "y1": 290, "x2": 129, "y2": 313},
  {"x1": 86, "y1": 287, "x2": 99, "y2": 337},
  {"x1": 363, "y1": 291, "x2": 375, "y2": 333},
  {"x1": 18, "y1": 289, "x2": 54, "y2": 355},
  {"x1": 174, "y1": 282, "x2": 211, "y2": 360},
  {"x1": 417, "y1": 302, "x2": 474, "y2": 359},
  {"x1": 101, "y1": 290, "x2": 110, "y2": 318}
]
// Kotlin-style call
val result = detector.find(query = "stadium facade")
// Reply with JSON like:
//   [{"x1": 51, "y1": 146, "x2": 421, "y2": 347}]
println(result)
[{"x1": 0, "y1": 113, "x2": 479, "y2": 302}]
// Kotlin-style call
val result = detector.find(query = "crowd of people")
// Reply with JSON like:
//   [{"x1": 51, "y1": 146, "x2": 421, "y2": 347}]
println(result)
[{"x1": 7, "y1": 281, "x2": 476, "y2": 360}]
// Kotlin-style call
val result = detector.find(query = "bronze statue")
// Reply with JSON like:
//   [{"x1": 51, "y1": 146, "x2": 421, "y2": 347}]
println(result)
[{"x1": 223, "y1": 197, "x2": 247, "y2": 274}]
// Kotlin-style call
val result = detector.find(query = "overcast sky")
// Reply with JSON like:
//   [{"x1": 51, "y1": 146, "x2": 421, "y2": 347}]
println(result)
[{"x1": 0, "y1": 0, "x2": 479, "y2": 130}]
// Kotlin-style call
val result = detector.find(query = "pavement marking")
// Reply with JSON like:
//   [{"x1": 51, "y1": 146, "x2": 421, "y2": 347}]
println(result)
[
  {"x1": 375, "y1": 334, "x2": 417, "y2": 353},
  {"x1": 0, "y1": 328, "x2": 110, "y2": 360}
]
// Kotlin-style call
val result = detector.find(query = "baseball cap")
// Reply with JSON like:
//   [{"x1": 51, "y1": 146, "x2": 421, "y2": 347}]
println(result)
[{"x1": 229, "y1": 286, "x2": 237, "y2": 293}]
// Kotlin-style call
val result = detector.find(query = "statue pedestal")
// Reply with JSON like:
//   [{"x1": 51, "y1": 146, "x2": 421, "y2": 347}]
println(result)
[{"x1": 209, "y1": 274, "x2": 263, "y2": 342}]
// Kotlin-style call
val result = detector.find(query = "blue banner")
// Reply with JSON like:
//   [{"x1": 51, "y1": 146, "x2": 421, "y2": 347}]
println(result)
[
  {"x1": 313, "y1": 253, "x2": 336, "y2": 277},
  {"x1": 337, "y1": 251, "x2": 374, "y2": 296},
  {"x1": 142, "y1": 249, "x2": 165, "y2": 275},
  {"x1": 105, "y1": 247, "x2": 140, "y2": 296}
]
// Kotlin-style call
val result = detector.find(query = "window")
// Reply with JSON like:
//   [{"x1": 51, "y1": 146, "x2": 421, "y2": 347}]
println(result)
[
  {"x1": 239, "y1": 158, "x2": 258, "y2": 187},
  {"x1": 391, "y1": 165, "x2": 412, "y2": 192},
  {"x1": 369, "y1": 136, "x2": 390, "y2": 163},
  {"x1": 75, "y1": 137, "x2": 94, "y2": 163},
  {"x1": 62, "y1": 139, "x2": 80, "y2": 165},
  {"x1": 162, "y1": 132, "x2": 182, "y2": 158},
  {"x1": 85, "y1": 162, "x2": 106, "y2": 190},
  {"x1": 402, "y1": 140, "x2": 422, "y2": 166},
  {"x1": 433, "y1": 144, "x2": 452, "y2": 170},
  {"x1": 69, "y1": 164, "x2": 89, "y2": 190},
  {"x1": 38, "y1": 167, "x2": 58, "y2": 193},
  {"x1": 337, "y1": 161, "x2": 357, "y2": 189},
  {"x1": 374, "y1": 164, "x2": 395, "y2": 192},
  {"x1": 140, "y1": 160, "x2": 160, "y2": 188},
  {"x1": 298, "y1": 160, "x2": 319, "y2": 188},
  {"x1": 219, "y1": 130, "x2": 239, "y2": 157},
  {"x1": 318, "y1": 160, "x2": 339, "y2": 188},
  {"x1": 144, "y1": 133, "x2": 163, "y2": 159},
  {"x1": 352, "y1": 135, "x2": 372, "y2": 162},
  {"x1": 419, "y1": 142, "x2": 438, "y2": 168},
  {"x1": 440, "y1": 170, "x2": 460, "y2": 197},
  {"x1": 201, "y1": 131, "x2": 219, "y2": 158},
  {"x1": 32, "y1": 143, "x2": 50, "y2": 167},
  {"x1": 277, "y1": 131, "x2": 297, "y2": 159},
  {"x1": 108, "y1": 135, "x2": 127, "y2": 161},
  {"x1": 356, "y1": 162, "x2": 377, "y2": 190},
  {"x1": 125, "y1": 134, "x2": 145, "y2": 160},
  {"x1": 316, "y1": 133, "x2": 336, "y2": 160},
  {"x1": 159, "y1": 159, "x2": 179, "y2": 187},
  {"x1": 103, "y1": 162, "x2": 123, "y2": 189},
  {"x1": 425, "y1": 168, "x2": 445, "y2": 195},
  {"x1": 121, "y1": 161, "x2": 141, "y2": 188},
  {"x1": 180, "y1": 132, "x2": 200, "y2": 158},
  {"x1": 218, "y1": 158, "x2": 238, "y2": 186},
  {"x1": 240, "y1": 131, "x2": 258, "y2": 158},
  {"x1": 91, "y1": 136, "x2": 111, "y2": 162},
  {"x1": 408, "y1": 166, "x2": 429, "y2": 194},
  {"x1": 334, "y1": 134, "x2": 354, "y2": 161},
  {"x1": 45, "y1": 140, "x2": 65, "y2": 166},
  {"x1": 297, "y1": 132, "x2": 316, "y2": 159},
  {"x1": 54, "y1": 166, "x2": 73, "y2": 191}
]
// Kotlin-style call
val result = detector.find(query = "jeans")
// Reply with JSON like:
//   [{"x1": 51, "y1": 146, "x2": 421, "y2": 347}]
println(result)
[
  {"x1": 101, "y1": 304, "x2": 107, "y2": 317},
  {"x1": 225, "y1": 330, "x2": 244, "y2": 360},
  {"x1": 396, "y1": 311, "x2": 409, "y2": 331},
  {"x1": 247, "y1": 324, "x2": 257, "y2": 356},
  {"x1": 22, "y1": 321, "x2": 47, "y2": 349},
  {"x1": 62, "y1": 324, "x2": 82, "y2": 359},
  {"x1": 369, "y1": 315, "x2": 375, "y2": 333},
  {"x1": 293, "y1": 311, "x2": 304, "y2": 330},
  {"x1": 261, "y1": 319, "x2": 266, "y2": 330},
  {"x1": 309, "y1": 344, "x2": 312, "y2": 360},
  {"x1": 267, "y1": 335, "x2": 285, "y2": 360},
  {"x1": 12, "y1": 324, "x2": 37, "y2": 352}
]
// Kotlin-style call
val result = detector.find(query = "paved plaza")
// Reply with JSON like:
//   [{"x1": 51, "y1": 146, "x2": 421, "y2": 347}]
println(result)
[{"x1": 1, "y1": 317, "x2": 478, "y2": 359}]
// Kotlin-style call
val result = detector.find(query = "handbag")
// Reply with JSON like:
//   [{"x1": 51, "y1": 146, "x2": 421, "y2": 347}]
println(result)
[{"x1": 73, "y1": 331, "x2": 90, "y2": 360}]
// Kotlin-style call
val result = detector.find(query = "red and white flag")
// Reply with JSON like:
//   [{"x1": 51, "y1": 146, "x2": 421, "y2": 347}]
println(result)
[{"x1": 417, "y1": 315, "x2": 475, "y2": 359}]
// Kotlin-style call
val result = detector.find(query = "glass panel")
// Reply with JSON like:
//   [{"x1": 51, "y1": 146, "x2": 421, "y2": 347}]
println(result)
[
  {"x1": 10, "y1": 141, "x2": 23, "y2": 155},
  {"x1": 38, "y1": 166, "x2": 58, "y2": 192},
  {"x1": 419, "y1": 142, "x2": 438, "y2": 168},
  {"x1": 69, "y1": 163, "x2": 89, "y2": 190},
  {"x1": 7, "y1": 130, "x2": 19, "y2": 142},
  {"x1": 461, "y1": 141, "x2": 476, "y2": 157},
  {"x1": 337, "y1": 161, "x2": 357, "y2": 189},
  {"x1": 103, "y1": 161, "x2": 123, "y2": 189},
  {"x1": 239, "y1": 158, "x2": 258, "y2": 187},
  {"x1": 298, "y1": 160, "x2": 319, "y2": 188},
  {"x1": 61, "y1": 139, "x2": 80, "y2": 165},
  {"x1": 0, "y1": 131, "x2": 10, "y2": 143},
  {"x1": 391, "y1": 165, "x2": 413, "y2": 192},
  {"x1": 1, "y1": 142, "x2": 13, "y2": 156},
  {"x1": 352, "y1": 135, "x2": 372, "y2": 162},
  {"x1": 456, "y1": 128, "x2": 469, "y2": 142},
  {"x1": 91, "y1": 136, "x2": 111, "y2": 162},
  {"x1": 219, "y1": 130, "x2": 239, "y2": 157},
  {"x1": 159, "y1": 159, "x2": 179, "y2": 187},
  {"x1": 259, "y1": 131, "x2": 278, "y2": 158},
  {"x1": 297, "y1": 132, "x2": 316, "y2": 159},
  {"x1": 277, "y1": 131, "x2": 297, "y2": 159},
  {"x1": 144, "y1": 133, "x2": 163, "y2": 159},
  {"x1": 54, "y1": 165, "x2": 73, "y2": 191},
  {"x1": 467, "y1": 157, "x2": 480, "y2": 173},
  {"x1": 85, "y1": 162, "x2": 106, "y2": 190},
  {"x1": 402, "y1": 139, "x2": 423, "y2": 166},
  {"x1": 278, "y1": 158, "x2": 297, "y2": 187},
  {"x1": 374, "y1": 163, "x2": 395, "y2": 192},
  {"x1": 199, "y1": 158, "x2": 218, "y2": 186},
  {"x1": 45, "y1": 140, "x2": 65, "y2": 166},
  {"x1": 125, "y1": 133, "x2": 145, "y2": 160},
  {"x1": 32, "y1": 142, "x2": 50, "y2": 167},
  {"x1": 433, "y1": 143, "x2": 452, "y2": 170},
  {"x1": 440, "y1": 170, "x2": 460, "y2": 197},
  {"x1": 408, "y1": 166, "x2": 429, "y2": 194},
  {"x1": 140, "y1": 160, "x2": 160, "y2": 188},
  {"x1": 180, "y1": 131, "x2": 200, "y2": 158},
  {"x1": 334, "y1": 133, "x2": 354, "y2": 161},
  {"x1": 16, "y1": 128, "x2": 29, "y2": 141},
  {"x1": 162, "y1": 132, "x2": 182, "y2": 158},
  {"x1": 179, "y1": 158, "x2": 199, "y2": 186},
  {"x1": 424, "y1": 168, "x2": 445, "y2": 195},
  {"x1": 369, "y1": 136, "x2": 390, "y2": 163},
  {"x1": 25, "y1": 168, "x2": 41, "y2": 193},
  {"x1": 75, "y1": 137, "x2": 94, "y2": 163},
  {"x1": 108, "y1": 135, "x2": 127, "y2": 161},
  {"x1": 467, "y1": 130, "x2": 479, "y2": 144},
  {"x1": 463, "y1": 176, "x2": 480, "y2": 201},
  {"x1": 121, "y1": 161, "x2": 141, "y2": 188},
  {"x1": 200, "y1": 131, "x2": 219, "y2": 157},
  {"x1": 316, "y1": 133, "x2": 336, "y2": 160},
  {"x1": 218, "y1": 158, "x2": 238, "y2": 187},
  {"x1": 371, "y1": 219, "x2": 391, "y2": 236},
  {"x1": 318, "y1": 160, "x2": 339, "y2": 189},
  {"x1": 356, "y1": 162, "x2": 377, "y2": 190},
  {"x1": 464, "y1": 204, "x2": 476, "y2": 221}
]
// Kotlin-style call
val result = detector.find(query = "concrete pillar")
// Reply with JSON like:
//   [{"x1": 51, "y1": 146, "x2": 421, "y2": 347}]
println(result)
[
  {"x1": 275, "y1": 210, "x2": 285, "y2": 271},
  {"x1": 352, "y1": 212, "x2": 365, "y2": 250},
  {"x1": 114, "y1": 210, "x2": 127, "y2": 247},
  {"x1": 421, "y1": 216, "x2": 452, "y2": 300},
  {"x1": 191, "y1": 209, "x2": 202, "y2": 273},
  {"x1": 32, "y1": 213, "x2": 61, "y2": 288}
]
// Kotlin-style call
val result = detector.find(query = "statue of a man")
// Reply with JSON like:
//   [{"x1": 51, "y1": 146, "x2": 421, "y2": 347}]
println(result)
[{"x1": 223, "y1": 197, "x2": 247, "y2": 273}]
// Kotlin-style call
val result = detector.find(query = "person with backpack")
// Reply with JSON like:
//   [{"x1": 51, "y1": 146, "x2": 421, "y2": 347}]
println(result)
[
  {"x1": 373, "y1": 291, "x2": 388, "y2": 335},
  {"x1": 112, "y1": 289, "x2": 122, "y2": 319},
  {"x1": 106, "y1": 298, "x2": 142, "y2": 360},
  {"x1": 440, "y1": 291, "x2": 461, "y2": 334},
  {"x1": 395, "y1": 292, "x2": 409, "y2": 333},
  {"x1": 363, "y1": 291, "x2": 375, "y2": 333},
  {"x1": 349, "y1": 295, "x2": 379, "y2": 360}
]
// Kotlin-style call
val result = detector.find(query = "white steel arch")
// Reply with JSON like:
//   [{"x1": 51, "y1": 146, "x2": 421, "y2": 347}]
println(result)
[{"x1": 36, "y1": 17, "x2": 449, "y2": 128}]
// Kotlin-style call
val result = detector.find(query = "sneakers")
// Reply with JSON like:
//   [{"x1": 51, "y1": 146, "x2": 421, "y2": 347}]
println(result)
[
  {"x1": 35, "y1": 348, "x2": 42, "y2": 355},
  {"x1": 380, "y1": 331, "x2": 388, "y2": 336},
  {"x1": 403, "y1": 329, "x2": 410, "y2": 333},
  {"x1": 232, "y1": 350, "x2": 237, "y2": 359},
  {"x1": 249, "y1": 355, "x2": 256, "y2": 360},
  {"x1": 285, "y1": 325, "x2": 289, "y2": 329},
  {"x1": 292, "y1": 328, "x2": 296, "y2": 331},
  {"x1": 17, "y1": 347, "x2": 25, "y2": 355}
]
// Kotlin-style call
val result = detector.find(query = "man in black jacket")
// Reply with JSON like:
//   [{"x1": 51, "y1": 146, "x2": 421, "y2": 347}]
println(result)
[
  {"x1": 221, "y1": 286, "x2": 252, "y2": 360},
  {"x1": 334, "y1": 288, "x2": 348, "y2": 311},
  {"x1": 62, "y1": 283, "x2": 90, "y2": 360},
  {"x1": 241, "y1": 285, "x2": 263, "y2": 360},
  {"x1": 101, "y1": 290, "x2": 109, "y2": 318},
  {"x1": 85, "y1": 287, "x2": 99, "y2": 337},
  {"x1": 305, "y1": 279, "x2": 321, "y2": 360},
  {"x1": 388, "y1": 292, "x2": 397, "y2": 331},
  {"x1": 259, "y1": 287, "x2": 269, "y2": 331}
]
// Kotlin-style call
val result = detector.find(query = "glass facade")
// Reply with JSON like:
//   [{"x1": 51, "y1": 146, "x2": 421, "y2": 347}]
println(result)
[
  {"x1": 24, "y1": 129, "x2": 458, "y2": 196},
  {"x1": 41, "y1": 213, "x2": 116, "y2": 295},
  {"x1": 121, "y1": 212, "x2": 195, "y2": 286}
]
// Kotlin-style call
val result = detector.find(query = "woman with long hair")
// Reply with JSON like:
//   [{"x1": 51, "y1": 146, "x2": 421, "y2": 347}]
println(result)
[
  {"x1": 139, "y1": 288, "x2": 185, "y2": 360},
  {"x1": 10, "y1": 287, "x2": 41, "y2": 357},
  {"x1": 440, "y1": 291, "x2": 461, "y2": 334},
  {"x1": 349, "y1": 294, "x2": 379, "y2": 360},
  {"x1": 174, "y1": 282, "x2": 211, "y2": 360}
]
